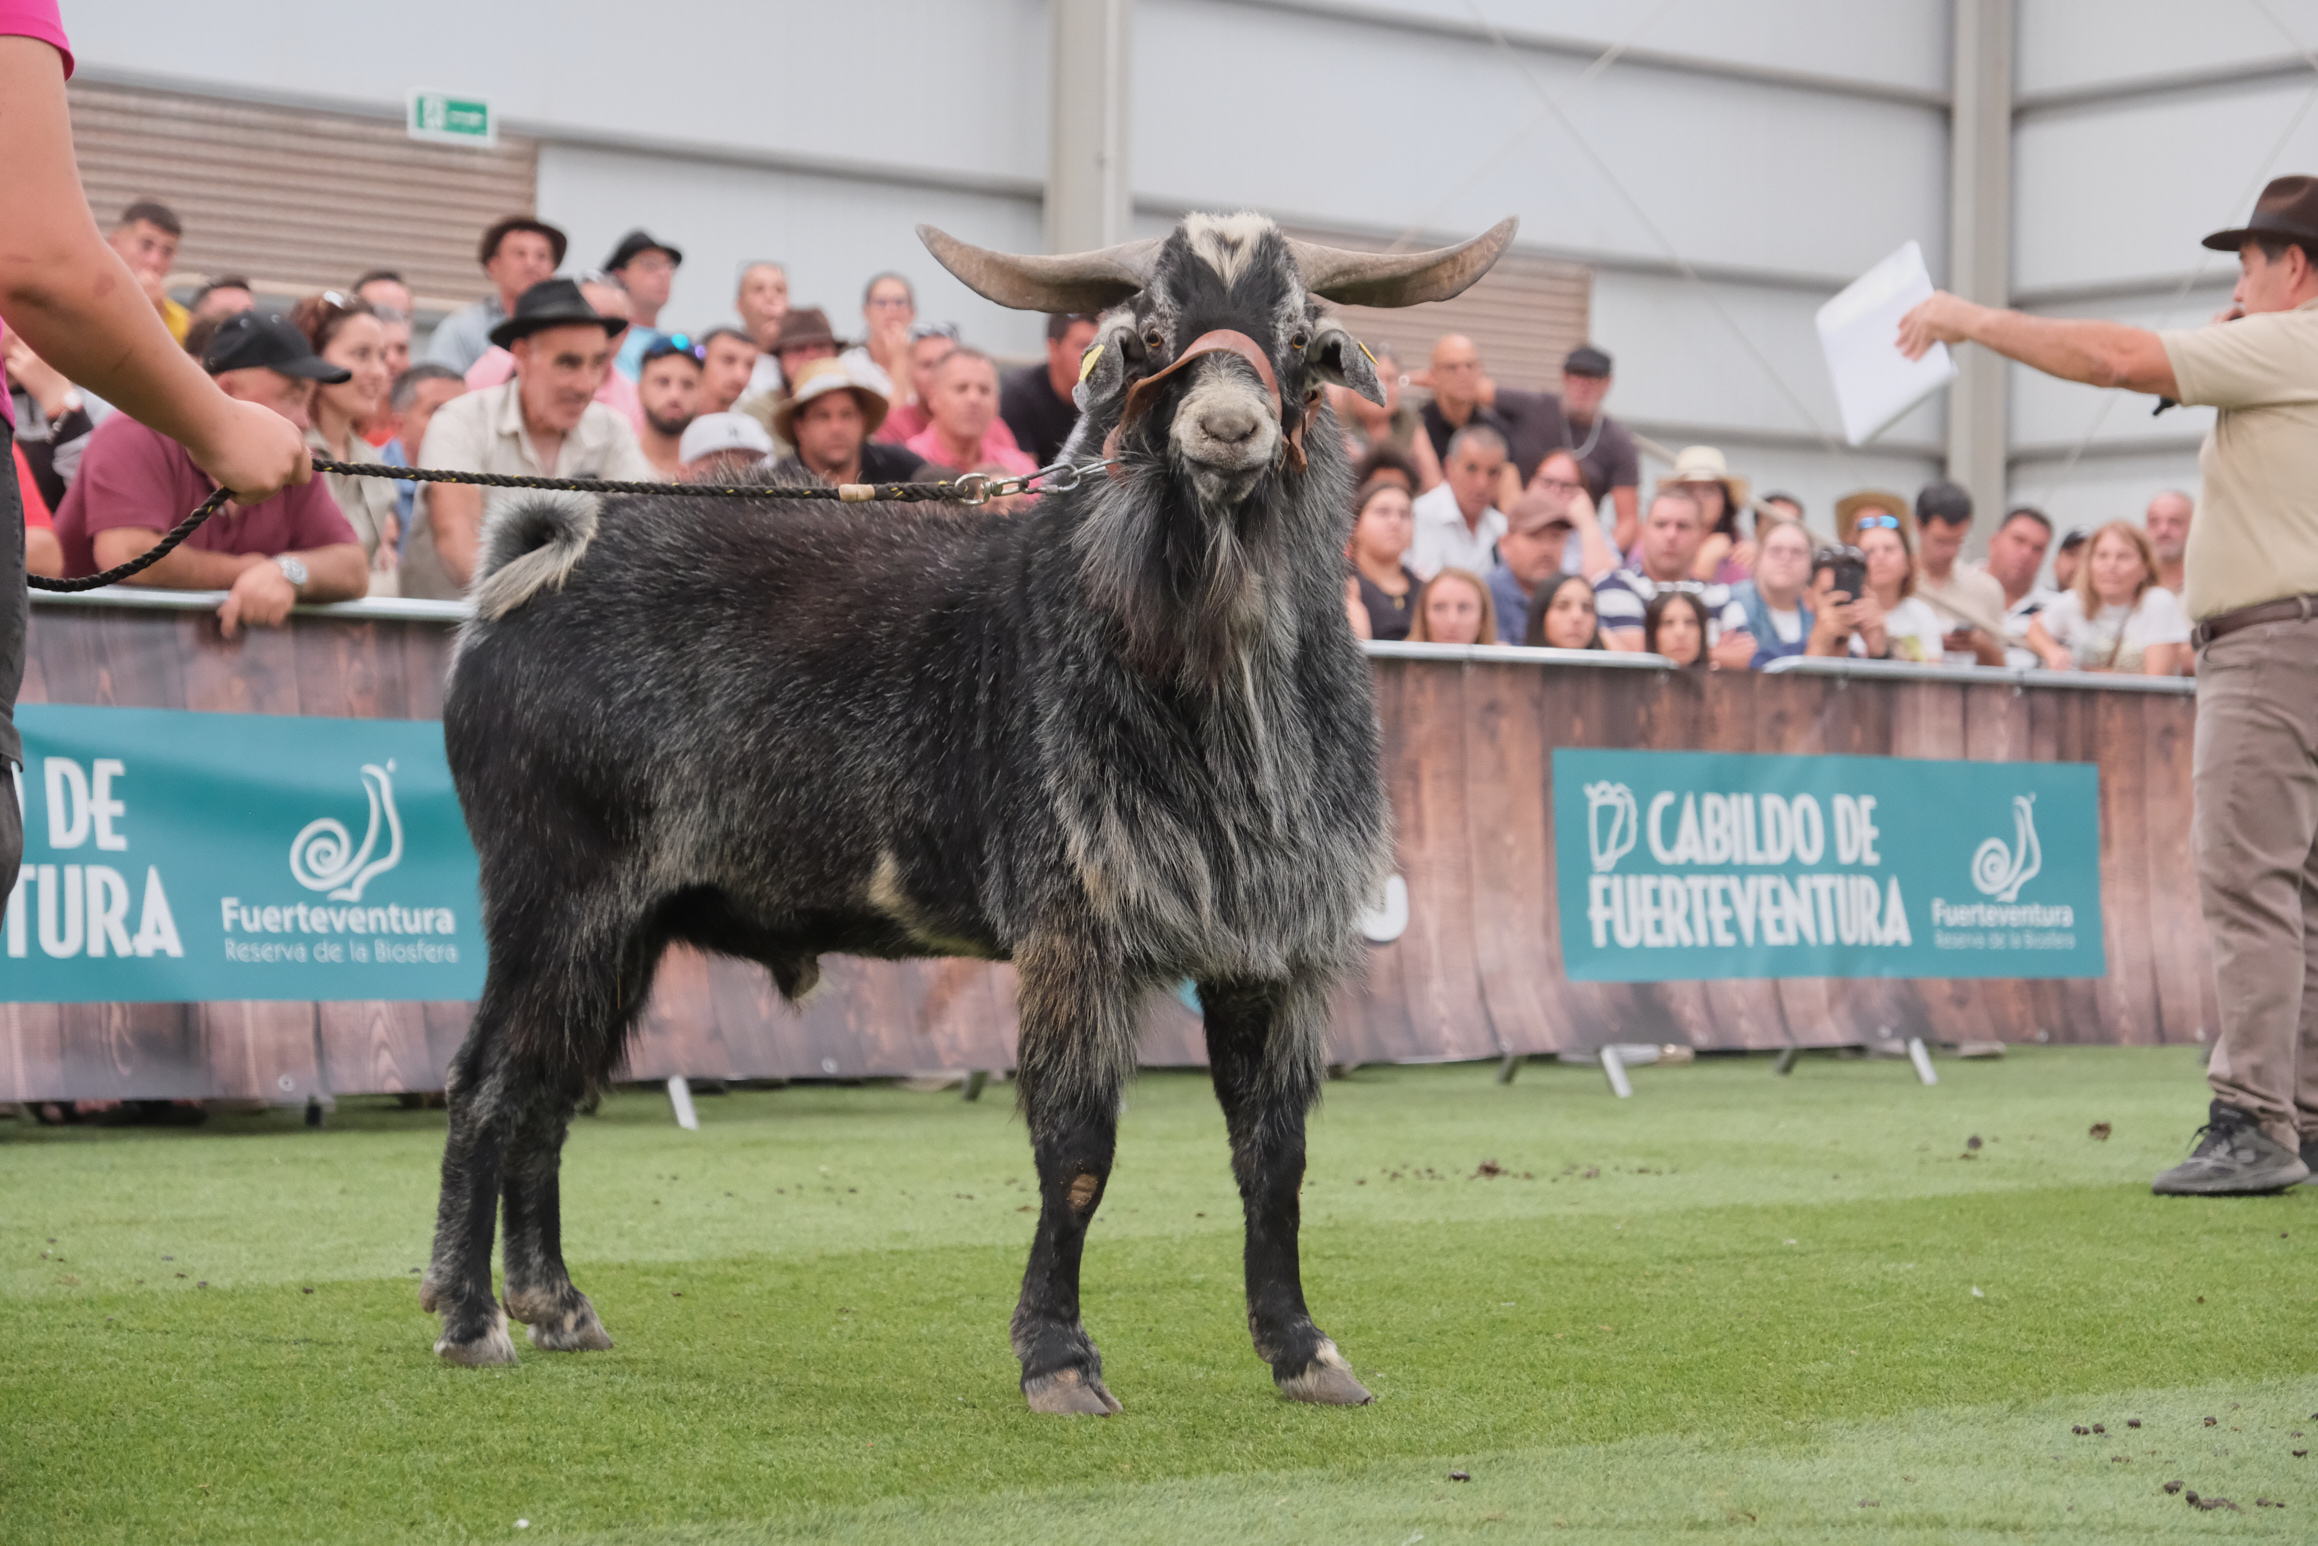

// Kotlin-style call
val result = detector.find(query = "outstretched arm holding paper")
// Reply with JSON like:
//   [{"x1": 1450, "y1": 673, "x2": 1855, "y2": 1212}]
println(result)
[{"x1": 1894, "y1": 293, "x2": 2178, "y2": 396}]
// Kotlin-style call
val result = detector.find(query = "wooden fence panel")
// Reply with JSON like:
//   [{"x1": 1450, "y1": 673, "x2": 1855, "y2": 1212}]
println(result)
[{"x1": 2, "y1": 602, "x2": 2210, "y2": 1098}]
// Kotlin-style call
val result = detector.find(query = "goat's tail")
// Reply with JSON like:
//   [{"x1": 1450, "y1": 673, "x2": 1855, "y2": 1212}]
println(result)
[{"x1": 470, "y1": 492, "x2": 601, "y2": 621}]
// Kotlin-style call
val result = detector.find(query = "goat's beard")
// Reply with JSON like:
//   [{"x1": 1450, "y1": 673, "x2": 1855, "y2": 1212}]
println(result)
[{"x1": 1072, "y1": 453, "x2": 1283, "y2": 690}]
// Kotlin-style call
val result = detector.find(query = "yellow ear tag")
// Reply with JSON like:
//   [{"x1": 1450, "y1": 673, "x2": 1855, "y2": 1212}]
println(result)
[
  {"x1": 1079, "y1": 344, "x2": 1103, "y2": 383},
  {"x1": 1357, "y1": 340, "x2": 1377, "y2": 366}
]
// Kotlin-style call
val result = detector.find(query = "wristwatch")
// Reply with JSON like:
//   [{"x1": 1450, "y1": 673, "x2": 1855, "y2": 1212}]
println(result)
[{"x1": 272, "y1": 554, "x2": 309, "y2": 589}]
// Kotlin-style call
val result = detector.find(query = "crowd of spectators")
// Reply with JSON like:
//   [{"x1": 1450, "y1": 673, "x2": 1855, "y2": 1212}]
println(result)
[
  {"x1": 0, "y1": 200, "x2": 2209, "y2": 671},
  {"x1": 1342, "y1": 329, "x2": 2202, "y2": 680}
]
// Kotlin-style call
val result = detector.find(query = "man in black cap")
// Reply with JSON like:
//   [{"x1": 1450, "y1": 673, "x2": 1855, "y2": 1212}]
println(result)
[
  {"x1": 407, "y1": 278, "x2": 654, "y2": 599},
  {"x1": 52, "y1": 311, "x2": 369, "y2": 634},
  {"x1": 606, "y1": 228, "x2": 682, "y2": 382},
  {"x1": 1493, "y1": 344, "x2": 1641, "y2": 555},
  {"x1": 424, "y1": 214, "x2": 568, "y2": 374},
  {"x1": 1903, "y1": 174, "x2": 2318, "y2": 1196}
]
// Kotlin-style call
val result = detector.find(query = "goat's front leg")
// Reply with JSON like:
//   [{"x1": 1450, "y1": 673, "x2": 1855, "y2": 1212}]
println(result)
[
  {"x1": 1200, "y1": 974, "x2": 1371, "y2": 1405},
  {"x1": 1009, "y1": 939, "x2": 1134, "y2": 1414},
  {"x1": 498, "y1": 1080, "x2": 612, "y2": 1352}
]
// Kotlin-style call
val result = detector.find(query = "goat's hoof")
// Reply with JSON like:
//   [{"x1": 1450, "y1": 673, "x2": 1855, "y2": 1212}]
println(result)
[
  {"x1": 1023, "y1": 1366, "x2": 1123, "y2": 1416},
  {"x1": 435, "y1": 1307, "x2": 518, "y2": 1366},
  {"x1": 521, "y1": 1294, "x2": 613, "y2": 1352},
  {"x1": 1276, "y1": 1339, "x2": 1372, "y2": 1405}
]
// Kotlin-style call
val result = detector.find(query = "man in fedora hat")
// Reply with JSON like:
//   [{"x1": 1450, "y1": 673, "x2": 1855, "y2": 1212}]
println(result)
[
  {"x1": 1902, "y1": 174, "x2": 2318, "y2": 1195},
  {"x1": 606, "y1": 228, "x2": 683, "y2": 381},
  {"x1": 425, "y1": 215, "x2": 567, "y2": 375},
  {"x1": 769, "y1": 357, "x2": 927, "y2": 489},
  {"x1": 406, "y1": 277, "x2": 654, "y2": 600}
]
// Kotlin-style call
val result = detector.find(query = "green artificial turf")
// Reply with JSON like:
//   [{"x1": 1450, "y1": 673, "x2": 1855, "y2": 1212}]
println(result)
[{"x1": 5, "y1": 1046, "x2": 2317, "y2": 1542}]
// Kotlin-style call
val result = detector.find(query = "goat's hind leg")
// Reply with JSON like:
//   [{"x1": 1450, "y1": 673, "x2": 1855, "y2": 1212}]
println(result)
[
  {"x1": 499, "y1": 1076, "x2": 613, "y2": 1351},
  {"x1": 422, "y1": 992, "x2": 522, "y2": 1365},
  {"x1": 1201, "y1": 974, "x2": 1371, "y2": 1405}
]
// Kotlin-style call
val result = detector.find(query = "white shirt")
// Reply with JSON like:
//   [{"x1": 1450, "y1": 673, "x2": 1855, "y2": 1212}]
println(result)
[
  {"x1": 1408, "y1": 481, "x2": 1506, "y2": 581},
  {"x1": 1854, "y1": 595, "x2": 1948, "y2": 662},
  {"x1": 2002, "y1": 584, "x2": 2060, "y2": 669},
  {"x1": 2039, "y1": 587, "x2": 2191, "y2": 672}
]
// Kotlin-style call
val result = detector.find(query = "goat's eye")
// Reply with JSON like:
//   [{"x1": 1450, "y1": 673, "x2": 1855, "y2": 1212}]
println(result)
[
  {"x1": 1289, "y1": 331, "x2": 1309, "y2": 351},
  {"x1": 1142, "y1": 326, "x2": 1165, "y2": 349}
]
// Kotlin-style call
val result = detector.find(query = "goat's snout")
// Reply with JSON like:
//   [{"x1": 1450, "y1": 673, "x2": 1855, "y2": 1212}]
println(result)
[{"x1": 1198, "y1": 402, "x2": 1261, "y2": 447}]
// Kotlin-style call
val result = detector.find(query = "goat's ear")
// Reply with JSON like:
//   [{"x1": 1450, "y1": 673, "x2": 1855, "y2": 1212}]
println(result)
[
  {"x1": 1074, "y1": 319, "x2": 1139, "y2": 411},
  {"x1": 1307, "y1": 325, "x2": 1385, "y2": 405}
]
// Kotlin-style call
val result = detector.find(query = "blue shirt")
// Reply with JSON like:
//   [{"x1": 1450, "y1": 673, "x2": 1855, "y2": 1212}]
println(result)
[
  {"x1": 1487, "y1": 562, "x2": 1533, "y2": 643},
  {"x1": 613, "y1": 325, "x2": 664, "y2": 382}
]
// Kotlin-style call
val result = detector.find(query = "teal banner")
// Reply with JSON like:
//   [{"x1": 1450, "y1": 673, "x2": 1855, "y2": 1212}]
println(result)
[
  {"x1": 1553, "y1": 748, "x2": 2103, "y2": 982},
  {"x1": 1, "y1": 705, "x2": 484, "y2": 1004}
]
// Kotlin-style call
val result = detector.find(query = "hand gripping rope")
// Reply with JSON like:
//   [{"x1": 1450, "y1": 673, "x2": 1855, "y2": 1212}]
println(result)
[{"x1": 25, "y1": 454, "x2": 1116, "y2": 594}]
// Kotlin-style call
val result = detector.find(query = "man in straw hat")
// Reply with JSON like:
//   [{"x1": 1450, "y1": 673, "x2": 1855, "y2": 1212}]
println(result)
[
  {"x1": 1902, "y1": 174, "x2": 2318, "y2": 1195},
  {"x1": 770, "y1": 357, "x2": 928, "y2": 488}
]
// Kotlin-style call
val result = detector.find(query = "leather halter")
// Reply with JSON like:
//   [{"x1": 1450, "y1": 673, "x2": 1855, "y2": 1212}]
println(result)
[{"x1": 1101, "y1": 328, "x2": 1316, "y2": 479}]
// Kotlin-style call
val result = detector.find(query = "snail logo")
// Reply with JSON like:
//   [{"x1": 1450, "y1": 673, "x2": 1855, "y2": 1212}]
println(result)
[
  {"x1": 1971, "y1": 793, "x2": 2041, "y2": 903},
  {"x1": 289, "y1": 761, "x2": 404, "y2": 901},
  {"x1": 1585, "y1": 781, "x2": 1639, "y2": 874}
]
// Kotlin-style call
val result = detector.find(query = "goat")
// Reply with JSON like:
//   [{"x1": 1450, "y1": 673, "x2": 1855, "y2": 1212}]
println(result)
[{"x1": 421, "y1": 211, "x2": 1515, "y2": 1414}]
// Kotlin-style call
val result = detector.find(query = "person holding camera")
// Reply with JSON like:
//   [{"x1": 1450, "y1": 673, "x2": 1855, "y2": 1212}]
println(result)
[
  {"x1": 1802, "y1": 546, "x2": 1883, "y2": 659},
  {"x1": 1901, "y1": 175, "x2": 2318, "y2": 1195}
]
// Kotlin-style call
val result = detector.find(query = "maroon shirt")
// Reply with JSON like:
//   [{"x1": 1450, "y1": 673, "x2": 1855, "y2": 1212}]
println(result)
[{"x1": 54, "y1": 412, "x2": 357, "y2": 578}]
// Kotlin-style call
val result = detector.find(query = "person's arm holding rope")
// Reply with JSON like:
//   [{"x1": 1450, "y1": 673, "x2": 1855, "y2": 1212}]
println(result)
[
  {"x1": 1895, "y1": 294, "x2": 2179, "y2": 397},
  {"x1": 0, "y1": 38, "x2": 307, "y2": 501}
]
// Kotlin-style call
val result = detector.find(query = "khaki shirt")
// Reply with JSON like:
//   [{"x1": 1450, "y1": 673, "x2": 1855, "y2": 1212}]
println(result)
[
  {"x1": 2160, "y1": 297, "x2": 2318, "y2": 621},
  {"x1": 404, "y1": 379, "x2": 656, "y2": 600}
]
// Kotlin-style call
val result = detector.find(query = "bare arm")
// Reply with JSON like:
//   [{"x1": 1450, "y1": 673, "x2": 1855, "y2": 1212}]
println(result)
[
  {"x1": 93, "y1": 527, "x2": 266, "y2": 590},
  {"x1": 0, "y1": 39, "x2": 307, "y2": 500},
  {"x1": 1564, "y1": 489, "x2": 1618, "y2": 580},
  {"x1": 1897, "y1": 292, "x2": 2178, "y2": 396},
  {"x1": 1610, "y1": 486, "x2": 1638, "y2": 554},
  {"x1": 426, "y1": 484, "x2": 484, "y2": 589},
  {"x1": 2142, "y1": 641, "x2": 2186, "y2": 678}
]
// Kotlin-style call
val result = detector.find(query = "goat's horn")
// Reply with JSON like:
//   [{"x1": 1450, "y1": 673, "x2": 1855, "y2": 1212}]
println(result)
[
  {"x1": 1288, "y1": 217, "x2": 1520, "y2": 307},
  {"x1": 917, "y1": 225, "x2": 1161, "y2": 313}
]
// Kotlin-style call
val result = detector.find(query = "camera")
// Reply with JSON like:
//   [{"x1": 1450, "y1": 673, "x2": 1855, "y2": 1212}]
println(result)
[{"x1": 1815, "y1": 545, "x2": 1867, "y2": 603}]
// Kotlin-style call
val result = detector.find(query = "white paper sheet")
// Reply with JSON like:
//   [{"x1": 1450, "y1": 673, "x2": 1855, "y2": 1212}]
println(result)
[{"x1": 1815, "y1": 240, "x2": 1956, "y2": 447}]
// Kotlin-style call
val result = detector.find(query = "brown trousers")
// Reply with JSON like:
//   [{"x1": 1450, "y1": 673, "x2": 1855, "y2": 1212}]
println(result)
[{"x1": 2197, "y1": 614, "x2": 2318, "y2": 1149}]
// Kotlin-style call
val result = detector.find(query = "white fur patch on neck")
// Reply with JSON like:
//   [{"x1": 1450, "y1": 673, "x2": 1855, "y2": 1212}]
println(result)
[{"x1": 1183, "y1": 211, "x2": 1278, "y2": 287}]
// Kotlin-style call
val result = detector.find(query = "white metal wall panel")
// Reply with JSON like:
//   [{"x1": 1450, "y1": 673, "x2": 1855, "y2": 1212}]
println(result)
[
  {"x1": 2013, "y1": 78, "x2": 2318, "y2": 295},
  {"x1": 2017, "y1": 0, "x2": 2318, "y2": 98},
  {"x1": 1135, "y1": 0, "x2": 1949, "y2": 283},
  {"x1": 537, "y1": 147, "x2": 1048, "y2": 361}
]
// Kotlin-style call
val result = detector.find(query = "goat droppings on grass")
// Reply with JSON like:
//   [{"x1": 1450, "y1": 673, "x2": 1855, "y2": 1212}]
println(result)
[{"x1": 2089, "y1": 1122, "x2": 2112, "y2": 1140}]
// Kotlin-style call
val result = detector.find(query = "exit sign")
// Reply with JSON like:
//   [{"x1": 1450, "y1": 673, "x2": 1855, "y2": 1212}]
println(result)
[{"x1": 407, "y1": 90, "x2": 494, "y2": 147}]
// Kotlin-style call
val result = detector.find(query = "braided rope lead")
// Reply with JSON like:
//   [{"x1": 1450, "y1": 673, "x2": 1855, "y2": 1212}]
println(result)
[{"x1": 26, "y1": 453, "x2": 1114, "y2": 595}]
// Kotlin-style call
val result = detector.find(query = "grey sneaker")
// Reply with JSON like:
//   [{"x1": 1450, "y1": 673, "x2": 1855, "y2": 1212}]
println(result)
[
  {"x1": 2302, "y1": 1139, "x2": 2318, "y2": 1185},
  {"x1": 2153, "y1": 1103, "x2": 2310, "y2": 1195}
]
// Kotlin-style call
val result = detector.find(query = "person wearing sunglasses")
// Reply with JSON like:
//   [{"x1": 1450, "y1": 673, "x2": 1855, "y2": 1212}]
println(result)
[
  {"x1": 1832, "y1": 492, "x2": 1946, "y2": 662},
  {"x1": 634, "y1": 334, "x2": 704, "y2": 477}
]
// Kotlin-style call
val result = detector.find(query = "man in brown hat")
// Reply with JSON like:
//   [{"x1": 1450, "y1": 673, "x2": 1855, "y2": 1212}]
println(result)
[
  {"x1": 1902, "y1": 174, "x2": 2318, "y2": 1195},
  {"x1": 425, "y1": 215, "x2": 566, "y2": 374},
  {"x1": 738, "y1": 306, "x2": 841, "y2": 429}
]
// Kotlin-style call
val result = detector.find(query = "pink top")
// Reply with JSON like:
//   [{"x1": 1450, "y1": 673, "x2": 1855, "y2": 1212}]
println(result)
[
  {"x1": 0, "y1": 1, "x2": 72, "y2": 74},
  {"x1": 878, "y1": 400, "x2": 1022, "y2": 454},
  {"x1": 0, "y1": 2, "x2": 72, "y2": 433},
  {"x1": 905, "y1": 423, "x2": 1037, "y2": 477},
  {"x1": 465, "y1": 345, "x2": 645, "y2": 433}
]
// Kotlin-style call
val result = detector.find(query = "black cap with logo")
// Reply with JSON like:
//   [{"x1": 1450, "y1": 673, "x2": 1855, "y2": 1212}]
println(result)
[{"x1": 200, "y1": 311, "x2": 352, "y2": 382}]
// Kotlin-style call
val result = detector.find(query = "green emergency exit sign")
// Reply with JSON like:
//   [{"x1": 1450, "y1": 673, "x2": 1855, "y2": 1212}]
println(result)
[{"x1": 407, "y1": 91, "x2": 494, "y2": 147}]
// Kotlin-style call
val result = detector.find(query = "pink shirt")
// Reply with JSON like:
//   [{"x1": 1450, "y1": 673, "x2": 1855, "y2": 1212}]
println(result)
[
  {"x1": 55, "y1": 413, "x2": 357, "y2": 578},
  {"x1": 0, "y1": 1, "x2": 72, "y2": 432},
  {"x1": 877, "y1": 401, "x2": 1023, "y2": 454},
  {"x1": 905, "y1": 422, "x2": 1037, "y2": 477},
  {"x1": 465, "y1": 346, "x2": 644, "y2": 433}
]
